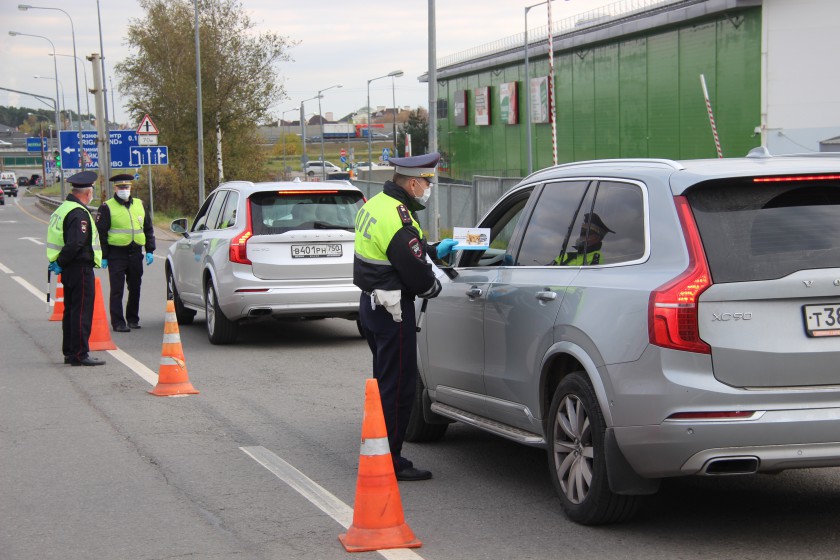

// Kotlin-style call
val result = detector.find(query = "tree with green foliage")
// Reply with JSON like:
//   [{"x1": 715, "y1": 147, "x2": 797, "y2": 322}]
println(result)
[
  {"x1": 397, "y1": 108, "x2": 428, "y2": 157},
  {"x1": 115, "y1": 0, "x2": 296, "y2": 214}
]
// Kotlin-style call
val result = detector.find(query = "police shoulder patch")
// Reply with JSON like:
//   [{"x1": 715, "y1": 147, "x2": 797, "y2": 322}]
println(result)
[
  {"x1": 397, "y1": 204, "x2": 412, "y2": 225},
  {"x1": 408, "y1": 238, "x2": 423, "y2": 259},
  {"x1": 80, "y1": 220, "x2": 88, "y2": 234}
]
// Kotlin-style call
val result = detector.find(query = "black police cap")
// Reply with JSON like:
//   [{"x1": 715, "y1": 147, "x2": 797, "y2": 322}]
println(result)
[{"x1": 66, "y1": 170, "x2": 97, "y2": 188}]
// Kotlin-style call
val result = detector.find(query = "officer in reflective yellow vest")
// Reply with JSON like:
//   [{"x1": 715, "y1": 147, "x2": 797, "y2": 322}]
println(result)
[
  {"x1": 354, "y1": 152, "x2": 443, "y2": 482},
  {"x1": 555, "y1": 212, "x2": 614, "y2": 266},
  {"x1": 95, "y1": 174, "x2": 156, "y2": 332},
  {"x1": 46, "y1": 171, "x2": 105, "y2": 366}
]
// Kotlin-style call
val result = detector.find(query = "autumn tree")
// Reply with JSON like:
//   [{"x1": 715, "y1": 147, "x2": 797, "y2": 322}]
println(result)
[
  {"x1": 115, "y1": 0, "x2": 296, "y2": 214},
  {"x1": 397, "y1": 108, "x2": 429, "y2": 157}
]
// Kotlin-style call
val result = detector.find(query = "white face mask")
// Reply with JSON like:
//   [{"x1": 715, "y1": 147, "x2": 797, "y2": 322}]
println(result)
[
  {"x1": 413, "y1": 179, "x2": 432, "y2": 205},
  {"x1": 116, "y1": 188, "x2": 130, "y2": 201}
]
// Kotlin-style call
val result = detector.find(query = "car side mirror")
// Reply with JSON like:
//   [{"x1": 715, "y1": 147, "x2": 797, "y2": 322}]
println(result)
[{"x1": 170, "y1": 218, "x2": 189, "y2": 237}]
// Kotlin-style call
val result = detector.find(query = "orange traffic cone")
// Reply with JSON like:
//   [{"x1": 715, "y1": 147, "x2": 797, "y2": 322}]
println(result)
[
  {"x1": 338, "y1": 378, "x2": 421, "y2": 553},
  {"x1": 149, "y1": 299, "x2": 199, "y2": 396},
  {"x1": 88, "y1": 277, "x2": 117, "y2": 351},
  {"x1": 49, "y1": 274, "x2": 64, "y2": 321}
]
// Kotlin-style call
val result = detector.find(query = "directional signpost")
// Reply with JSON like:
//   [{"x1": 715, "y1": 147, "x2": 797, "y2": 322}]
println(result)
[
  {"x1": 26, "y1": 137, "x2": 49, "y2": 152},
  {"x1": 58, "y1": 130, "x2": 169, "y2": 169}
]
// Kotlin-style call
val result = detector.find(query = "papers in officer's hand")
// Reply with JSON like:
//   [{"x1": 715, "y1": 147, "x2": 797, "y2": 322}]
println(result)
[{"x1": 453, "y1": 227, "x2": 491, "y2": 250}]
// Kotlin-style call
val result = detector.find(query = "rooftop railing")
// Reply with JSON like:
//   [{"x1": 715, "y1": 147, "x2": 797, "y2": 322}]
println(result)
[{"x1": 438, "y1": 0, "x2": 687, "y2": 68}]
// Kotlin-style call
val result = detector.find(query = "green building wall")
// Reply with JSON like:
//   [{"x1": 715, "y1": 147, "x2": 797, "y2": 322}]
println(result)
[{"x1": 437, "y1": 7, "x2": 762, "y2": 180}]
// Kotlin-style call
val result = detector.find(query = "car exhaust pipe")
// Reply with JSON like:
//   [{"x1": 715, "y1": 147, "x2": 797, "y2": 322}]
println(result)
[
  {"x1": 702, "y1": 456, "x2": 759, "y2": 475},
  {"x1": 248, "y1": 308, "x2": 272, "y2": 317}
]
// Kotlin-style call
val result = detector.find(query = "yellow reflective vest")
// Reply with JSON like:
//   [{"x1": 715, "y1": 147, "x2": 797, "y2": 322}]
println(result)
[
  {"x1": 46, "y1": 200, "x2": 102, "y2": 266},
  {"x1": 104, "y1": 197, "x2": 146, "y2": 246}
]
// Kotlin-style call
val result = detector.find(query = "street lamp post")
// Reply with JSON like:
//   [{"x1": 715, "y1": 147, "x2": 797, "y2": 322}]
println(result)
[
  {"x1": 280, "y1": 108, "x2": 297, "y2": 180},
  {"x1": 390, "y1": 71, "x2": 404, "y2": 153},
  {"x1": 19, "y1": 4, "x2": 85, "y2": 170},
  {"x1": 34, "y1": 76, "x2": 64, "y2": 124},
  {"x1": 367, "y1": 70, "x2": 403, "y2": 181},
  {"x1": 317, "y1": 84, "x2": 342, "y2": 180},
  {"x1": 300, "y1": 95, "x2": 322, "y2": 178},
  {"x1": 524, "y1": 0, "x2": 557, "y2": 175},
  {"x1": 9, "y1": 30, "x2": 65, "y2": 196},
  {"x1": 50, "y1": 53, "x2": 91, "y2": 127}
]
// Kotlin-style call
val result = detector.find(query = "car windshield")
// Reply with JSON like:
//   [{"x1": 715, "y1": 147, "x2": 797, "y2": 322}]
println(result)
[{"x1": 249, "y1": 190, "x2": 364, "y2": 234}]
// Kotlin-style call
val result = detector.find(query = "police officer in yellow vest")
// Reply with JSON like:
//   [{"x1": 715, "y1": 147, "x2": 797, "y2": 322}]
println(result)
[
  {"x1": 95, "y1": 173, "x2": 156, "y2": 332},
  {"x1": 46, "y1": 170, "x2": 105, "y2": 366},
  {"x1": 556, "y1": 212, "x2": 614, "y2": 266},
  {"x1": 354, "y1": 152, "x2": 443, "y2": 481}
]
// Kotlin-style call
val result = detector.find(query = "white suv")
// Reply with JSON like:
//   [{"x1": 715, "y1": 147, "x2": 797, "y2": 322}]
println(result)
[{"x1": 304, "y1": 160, "x2": 341, "y2": 177}]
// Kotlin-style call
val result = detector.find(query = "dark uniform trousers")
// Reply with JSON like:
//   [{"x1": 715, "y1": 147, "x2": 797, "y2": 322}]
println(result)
[
  {"x1": 359, "y1": 293, "x2": 418, "y2": 470},
  {"x1": 62, "y1": 265, "x2": 95, "y2": 361},
  {"x1": 108, "y1": 245, "x2": 144, "y2": 327}
]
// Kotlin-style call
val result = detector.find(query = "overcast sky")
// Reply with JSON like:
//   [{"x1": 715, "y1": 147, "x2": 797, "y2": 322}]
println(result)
[{"x1": 1, "y1": 0, "x2": 616, "y2": 127}]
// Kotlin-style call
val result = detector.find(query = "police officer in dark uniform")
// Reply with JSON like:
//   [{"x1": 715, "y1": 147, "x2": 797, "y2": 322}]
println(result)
[
  {"x1": 96, "y1": 173, "x2": 156, "y2": 332},
  {"x1": 46, "y1": 170, "x2": 105, "y2": 366},
  {"x1": 354, "y1": 152, "x2": 443, "y2": 481},
  {"x1": 556, "y1": 212, "x2": 614, "y2": 266}
]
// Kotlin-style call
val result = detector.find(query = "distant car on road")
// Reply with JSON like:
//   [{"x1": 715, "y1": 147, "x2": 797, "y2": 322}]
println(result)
[
  {"x1": 304, "y1": 160, "x2": 341, "y2": 177},
  {"x1": 166, "y1": 179, "x2": 365, "y2": 344},
  {"x1": 0, "y1": 171, "x2": 17, "y2": 197}
]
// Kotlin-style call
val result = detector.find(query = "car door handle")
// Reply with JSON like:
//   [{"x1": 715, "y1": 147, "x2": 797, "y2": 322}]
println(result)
[
  {"x1": 466, "y1": 286, "x2": 483, "y2": 298},
  {"x1": 536, "y1": 290, "x2": 557, "y2": 302}
]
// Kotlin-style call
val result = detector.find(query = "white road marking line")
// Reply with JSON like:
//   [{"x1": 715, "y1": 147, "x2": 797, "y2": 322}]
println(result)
[
  {"x1": 240, "y1": 446, "x2": 425, "y2": 560},
  {"x1": 106, "y1": 348, "x2": 157, "y2": 386},
  {"x1": 10, "y1": 268, "x2": 159, "y2": 386},
  {"x1": 11, "y1": 275, "x2": 47, "y2": 301},
  {"x1": 0, "y1": 261, "x2": 13, "y2": 274}
]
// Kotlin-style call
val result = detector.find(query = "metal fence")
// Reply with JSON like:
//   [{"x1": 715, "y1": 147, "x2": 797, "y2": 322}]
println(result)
[
  {"x1": 437, "y1": 0, "x2": 687, "y2": 69},
  {"x1": 351, "y1": 174, "x2": 523, "y2": 238}
]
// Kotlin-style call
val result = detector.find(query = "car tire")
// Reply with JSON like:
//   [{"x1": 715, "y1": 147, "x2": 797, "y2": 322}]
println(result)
[
  {"x1": 205, "y1": 281, "x2": 238, "y2": 345},
  {"x1": 166, "y1": 267, "x2": 196, "y2": 325},
  {"x1": 547, "y1": 372, "x2": 640, "y2": 525},
  {"x1": 405, "y1": 375, "x2": 448, "y2": 443},
  {"x1": 307, "y1": 171, "x2": 315, "y2": 177}
]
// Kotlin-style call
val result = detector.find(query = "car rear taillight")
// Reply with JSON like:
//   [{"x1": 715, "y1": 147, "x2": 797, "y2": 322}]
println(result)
[
  {"x1": 229, "y1": 201, "x2": 254, "y2": 265},
  {"x1": 648, "y1": 196, "x2": 711, "y2": 354}
]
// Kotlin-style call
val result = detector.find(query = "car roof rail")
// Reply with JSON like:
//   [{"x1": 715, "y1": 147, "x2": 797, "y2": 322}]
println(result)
[
  {"x1": 746, "y1": 146, "x2": 840, "y2": 159},
  {"x1": 524, "y1": 158, "x2": 684, "y2": 181}
]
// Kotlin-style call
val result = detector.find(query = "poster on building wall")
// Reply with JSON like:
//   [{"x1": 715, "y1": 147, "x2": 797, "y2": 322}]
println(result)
[
  {"x1": 474, "y1": 87, "x2": 490, "y2": 126},
  {"x1": 454, "y1": 90, "x2": 468, "y2": 127},
  {"x1": 499, "y1": 82, "x2": 518, "y2": 124},
  {"x1": 530, "y1": 76, "x2": 550, "y2": 124}
]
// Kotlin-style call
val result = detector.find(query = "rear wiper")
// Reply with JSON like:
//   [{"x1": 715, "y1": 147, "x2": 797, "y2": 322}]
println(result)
[{"x1": 313, "y1": 221, "x2": 353, "y2": 231}]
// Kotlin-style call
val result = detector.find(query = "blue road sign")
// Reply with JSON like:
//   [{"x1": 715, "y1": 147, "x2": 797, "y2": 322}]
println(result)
[
  {"x1": 26, "y1": 137, "x2": 48, "y2": 152},
  {"x1": 340, "y1": 155, "x2": 347, "y2": 163},
  {"x1": 58, "y1": 130, "x2": 164, "y2": 169},
  {"x1": 129, "y1": 145, "x2": 169, "y2": 166},
  {"x1": 382, "y1": 148, "x2": 390, "y2": 162}
]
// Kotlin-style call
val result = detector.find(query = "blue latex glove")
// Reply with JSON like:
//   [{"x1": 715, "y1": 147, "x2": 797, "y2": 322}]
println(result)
[
  {"x1": 101, "y1": 258, "x2": 108, "y2": 269},
  {"x1": 145, "y1": 252, "x2": 154, "y2": 266},
  {"x1": 436, "y1": 238, "x2": 458, "y2": 259},
  {"x1": 48, "y1": 261, "x2": 63, "y2": 274}
]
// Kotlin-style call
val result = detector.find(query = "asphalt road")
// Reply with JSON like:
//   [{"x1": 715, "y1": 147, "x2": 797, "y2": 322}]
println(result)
[{"x1": 2, "y1": 191, "x2": 840, "y2": 560}]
